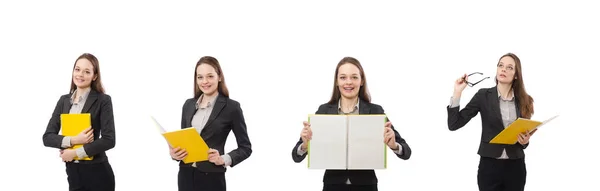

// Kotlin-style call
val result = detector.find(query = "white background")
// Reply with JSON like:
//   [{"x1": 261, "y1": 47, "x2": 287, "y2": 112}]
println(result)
[{"x1": 1, "y1": 0, "x2": 599, "y2": 190}]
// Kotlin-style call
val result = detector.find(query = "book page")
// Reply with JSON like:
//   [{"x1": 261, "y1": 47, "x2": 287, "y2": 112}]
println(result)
[
  {"x1": 308, "y1": 115, "x2": 348, "y2": 169},
  {"x1": 347, "y1": 115, "x2": 386, "y2": 169},
  {"x1": 150, "y1": 116, "x2": 167, "y2": 134},
  {"x1": 541, "y1": 115, "x2": 559, "y2": 125}
]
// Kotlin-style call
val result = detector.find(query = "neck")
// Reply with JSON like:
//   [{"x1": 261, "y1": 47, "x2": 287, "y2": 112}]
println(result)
[
  {"x1": 340, "y1": 96, "x2": 359, "y2": 111},
  {"x1": 201, "y1": 92, "x2": 218, "y2": 105},
  {"x1": 75, "y1": 87, "x2": 91, "y2": 97},
  {"x1": 497, "y1": 83, "x2": 513, "y2": 99}
]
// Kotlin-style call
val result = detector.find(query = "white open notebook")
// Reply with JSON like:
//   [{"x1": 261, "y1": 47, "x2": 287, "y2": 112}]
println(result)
[{"x1": 307, "y1": 114, "x2": 387, "y2": 170}]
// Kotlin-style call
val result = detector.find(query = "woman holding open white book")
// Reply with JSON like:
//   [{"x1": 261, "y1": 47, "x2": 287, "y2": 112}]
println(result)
[
  {"x1": 42, "y1": 53, "x2": 116, "y2": 191},
  {"x1": 291, "y1": 57, "x2": 412, "y2": 191},
  {"x1": 169, "y1": 56, "x2": 252, "y2": 191},
  {"x1": 447, "y1": 53, "x2": 535, "y2": 191}
]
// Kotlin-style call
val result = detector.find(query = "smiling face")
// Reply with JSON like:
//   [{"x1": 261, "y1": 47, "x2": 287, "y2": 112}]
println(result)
[
  {"x1": 496, "y1": 56, "x2": 517, "y2": 84},
  {"x1": 72, "y1": 58, "x2": 97, "y2": 89},
  {"x1": 336, "y1": 63, "x2": 363, "y2": 100},
  {"x1": 195, "y1": 63, "x2": 220, "y2": 96}
]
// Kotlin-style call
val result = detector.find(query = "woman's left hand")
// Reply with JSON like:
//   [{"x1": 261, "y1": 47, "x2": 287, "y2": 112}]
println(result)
[
  {"x1": 208, "y1": 148, "x2": 224, "y2": 165},
  {"x1": 383, "y1": 121, "x2": 398, "y2": 149},
  {"x1": 60, "y1": 149, "x2": 77, "y2": 162},
  {"x1": 518, "y1": 129, "x2": 537, "y2": 145}
]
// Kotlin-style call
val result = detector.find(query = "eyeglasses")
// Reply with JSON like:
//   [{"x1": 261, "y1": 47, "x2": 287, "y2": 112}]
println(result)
[{"x1": 464, "y1": 72, "x2": 490, "y2": 87}]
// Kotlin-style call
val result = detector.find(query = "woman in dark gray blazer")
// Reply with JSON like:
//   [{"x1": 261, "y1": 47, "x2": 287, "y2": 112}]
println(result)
[
  {"x1": 42, "y1": 53, "x2": 116, "y2": 191},
  {"x1": 447, "y1": 53, "x2": 535, "y2": 191},
  {"x1": 291, "y1": 57, "x2": 412, "y2": 191},
  {"x1": 169, "y1": 56, "x2": 252, "y2": 191}
]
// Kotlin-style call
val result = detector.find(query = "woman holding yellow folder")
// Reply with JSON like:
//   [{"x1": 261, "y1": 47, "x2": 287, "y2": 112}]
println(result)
[
  {"x1": 291, "y1": 57, "x2": 412, "y2": 191},
  {"x1": 447, "y1": 53, "x2": 535, "y2": 191},
  {"x1": 42, "y1": 53, "x2": 116, "y2": 191},
  {"x1": 169, "y1": 56, "x2": 252, "y2": 191}
]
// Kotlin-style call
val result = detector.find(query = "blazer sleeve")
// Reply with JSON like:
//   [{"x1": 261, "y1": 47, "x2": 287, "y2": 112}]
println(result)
[
  {"x1": 227, "y1": 101, "x2": 252, "y2": 167},
  {"x1": 42, "y1": 96, "x2": 66, "y2": 149},
  {"x1": 291, "y1": 105, "x2": 327, "y2": 163},
  {"x1": 82, "y1": 95, "x2": 116, "y2": 156},
  {"x1": 447, "y1": 89, "x2": 483, "y2": 131}
]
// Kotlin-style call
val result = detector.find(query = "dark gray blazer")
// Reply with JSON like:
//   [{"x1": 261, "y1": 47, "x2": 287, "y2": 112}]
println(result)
[{"x1": 42, "y1": 90, "x2": 116, "y2": 164}]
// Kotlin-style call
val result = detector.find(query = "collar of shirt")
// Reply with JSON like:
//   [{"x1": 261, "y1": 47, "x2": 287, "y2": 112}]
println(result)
[
  {"x1": 195, "y1": 93, "x2": 219, "y2": 110},
  {"x1": 70, "y1": 88, "x2": 91, "y2": 104},
  {"x1": 338, "y1": 98, "x2": 360, "y2": 113},
  {"x1": 498, "y1": 88, "x2": 515, "y2": 101}
]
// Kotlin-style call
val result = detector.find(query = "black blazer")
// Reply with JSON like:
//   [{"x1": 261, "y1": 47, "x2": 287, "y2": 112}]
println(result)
[
  {"x1": 292, "y1": 100, "x2": 411, "y2": 185},
  {"x1": 447, "y1": 86, "x2": 529, "y2": 159},
  {"x1": 179, "y1": 94, "x2": 252, "y2": 173},
  {"x1": 42, "y1": 90, "x2": 116, "y2": 164}
]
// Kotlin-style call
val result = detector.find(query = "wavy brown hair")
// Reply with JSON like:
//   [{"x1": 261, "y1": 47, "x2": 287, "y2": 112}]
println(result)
[
  {"x1": 194, "y1": 56, "x2": 229, "y2": 99},
  {"x1": 496, "y1": 53, "x2": 534, "y2": 119},
  {"x1": 327, "y1": 57, "x2": 371, "y2": 105},
  {"x1": 70, "y1": 53, "x2": 105, "y2": 94}
]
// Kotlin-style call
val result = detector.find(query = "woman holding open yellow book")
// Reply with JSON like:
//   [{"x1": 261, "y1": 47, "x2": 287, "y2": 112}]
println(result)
[
  {"x1": 42, "y1": 53, "x2": 116, "y2": 191},
  {"x1": 291, "y1": 57, "x2": 412, "y2": 191},
  {"x1": 447, "y1": 53, "x2": 535, "y2": 191},
  {"x1": 169, "y1": 56, "x2": 252, "y2": 191}
]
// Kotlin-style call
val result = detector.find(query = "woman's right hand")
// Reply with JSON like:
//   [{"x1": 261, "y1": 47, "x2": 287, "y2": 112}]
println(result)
[
  {"x1": 169, "y1": 146, "x2": 188, "y2": 160},
  {"x1": 300, "y1": 121, "x2": 312, "y2": 151},
  {"x1": 71, "y1": 127, "x2": 94, "y2": 145},
  {"x1": 454, "y1": 74, "x2": 468, "y2": 96}
]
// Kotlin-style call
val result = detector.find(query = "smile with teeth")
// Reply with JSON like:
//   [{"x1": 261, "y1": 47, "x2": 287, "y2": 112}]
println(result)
[{"x1": 343, "y1": 87, "x2": 354, "y2": 91}]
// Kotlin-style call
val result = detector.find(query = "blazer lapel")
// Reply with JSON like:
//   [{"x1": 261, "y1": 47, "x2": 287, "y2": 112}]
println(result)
[
  {"x1": 183, "y1": 100, "x2": 197, "y2": 128},
  {"x1": 487, "y1": 87, "x2": 503, "y2": 125},
  {"x1": 81, "y1": 90, "x2": 98, "y2": 113},
  {"x1": 359, "y1": 99, "x2": 370, "y2": 114},
  {"x1": 514, "y1": 96, "x2": 522, "y2": 118},
  {"x1": 62, "y1": 94, "x2": 72, "y2": 114},
  {"x1": 327, "y1": 104, "x2": 338, "y2": 114},
  {"x1": 201, "y1": 95, "x2": 226, "y2": 133}
]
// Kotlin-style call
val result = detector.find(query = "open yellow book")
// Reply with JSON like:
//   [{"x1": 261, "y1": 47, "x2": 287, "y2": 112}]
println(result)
[
  {"x1": 490, "y1": 115, "x2": 559, "y2": 144},
  {"x1": 60, "y1": 114, "x2": 94, "y2": 160},
  {"x1": 151, "y1": 116, "x2": 209, "y2": 164}
]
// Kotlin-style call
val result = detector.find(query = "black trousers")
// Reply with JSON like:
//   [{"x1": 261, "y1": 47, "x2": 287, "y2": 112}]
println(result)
[
  {"x1": 65, "y1": 162, "x2": 115, "y2": 191},
  {"x1": 178, "y1": 167, "x2": 226, "y2": 191},
  {"x1": 477, "y1": 156, "x2": 527, "y2": 191},
  {"x1": 323, "y1": 184, "x2": 378, "y2": 191}
]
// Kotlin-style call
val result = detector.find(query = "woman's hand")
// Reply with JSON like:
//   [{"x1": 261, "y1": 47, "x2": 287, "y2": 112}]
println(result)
[
  {"x1": 300, "y1": 121, "x2": 312, "y2": 151},
  {"x1": 454, "y1": 74, "x2": 468, "y2": 97},
  {"x1": 71, "y1": 127, "x2": 94, "y2": 145},
  {"x1": 60, "y1": 149, "x2": 77, "y2": 162},
  {"x1": 208, "y1": 148, "x2": 224, "y2": 165},
  {"x1": 383, "y1": 121, "x2": 398, "y2": 149},
  {"x1": 169, "y1": 146, "x2": 188, "y2": 160},
  {"x1": 518, "y1": 129, "x2": 537, "y2": 145}
]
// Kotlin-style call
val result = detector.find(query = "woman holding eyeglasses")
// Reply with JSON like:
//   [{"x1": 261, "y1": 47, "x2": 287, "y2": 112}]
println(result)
[{"x1": 446, "y1": 53, "x2": 535, "y2": 191}]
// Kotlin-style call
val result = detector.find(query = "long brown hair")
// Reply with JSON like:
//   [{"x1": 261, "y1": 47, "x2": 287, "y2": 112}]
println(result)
[
  {"x1": 327, "y1": 57, "x2": 371, "y2": 105},
  {"x1": 496, "y1": 53, "x2": 534, "y2": 119},
  {"x1": 70, "y1": 53, "x2": 105, "y2": 94},
  {"x1": 194, "y1": 56, "x2": 229, "y2": 99}
]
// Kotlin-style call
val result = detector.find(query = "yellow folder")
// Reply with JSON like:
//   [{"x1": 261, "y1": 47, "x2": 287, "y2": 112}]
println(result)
[
  {"x1": 151, "y1": 117, "x2": 209, "y2": 164},
  {"x1": 490, "y1": 115, "x2": 559, "y2": 144},
  {"x1": 60, "y1": 114, "x2": 94, "y2": 160}
]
